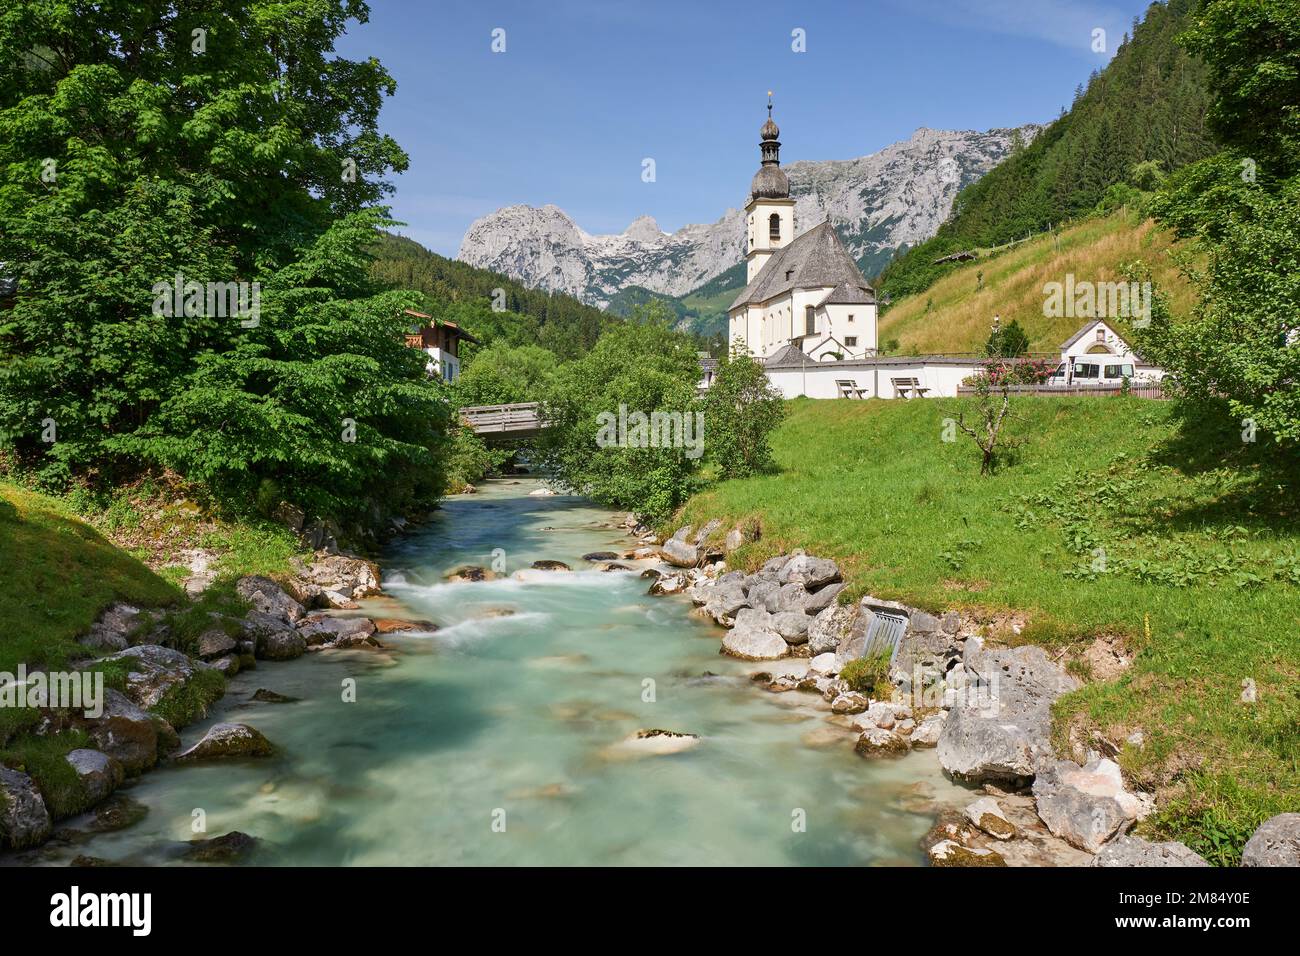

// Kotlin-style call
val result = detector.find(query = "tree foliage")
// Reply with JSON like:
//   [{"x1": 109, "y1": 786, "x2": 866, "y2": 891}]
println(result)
[
  {"x1": 538, "y1": 305, "x2": 702, "y2": 518},
  {"x1": 703, "y1": 350, "x2": 785, "y2": 480},
  {"x1": 1138, "y1": 0, "x2": 1300, "y2": 447},
  {"x1": 0, "y1": 1, "x2": 446, "y2": 528}
]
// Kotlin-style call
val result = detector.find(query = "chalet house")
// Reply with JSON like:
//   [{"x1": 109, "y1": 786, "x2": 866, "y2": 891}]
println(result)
[
  {"x1": 1049, "y1": 319, "x2": 1163, "y2": 385},
  {"x1": 403, "y1": 308, "x2": 478, "y2": 383}
]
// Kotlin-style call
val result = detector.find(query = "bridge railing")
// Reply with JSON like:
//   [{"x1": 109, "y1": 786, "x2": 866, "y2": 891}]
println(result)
[{"x1": 459, "y1": 402, "x2": 546, "y2": 433}]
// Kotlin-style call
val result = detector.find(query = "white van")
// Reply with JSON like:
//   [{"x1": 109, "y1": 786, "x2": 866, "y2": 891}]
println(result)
[{"x1": 1048, "y1": 359, "x2": 1136, "y2": 386}]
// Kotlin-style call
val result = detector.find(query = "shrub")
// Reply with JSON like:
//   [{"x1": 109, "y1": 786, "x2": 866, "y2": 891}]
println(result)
[{"x1": 840, "y1": 654, "x2": 892, "y2": 695}]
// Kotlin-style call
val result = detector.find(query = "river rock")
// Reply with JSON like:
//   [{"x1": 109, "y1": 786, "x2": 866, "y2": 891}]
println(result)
[
  {"x1": 770, "y1": 610, "x2": 811, "y2": 642},
  {"x1": 80, "y1": 689, "x2": 158, "y2": 774},
  {"x1": 531, "y1": 560, "x2": 571, "y2": 571},
  {"x1": 176, "y1": 722, "x2": 275, "y2": 762},
  {"x1": 247, "y1": 612, "x2": 306, "y2": 660},
  {"x1": 911, "y1": 714, "x2": 945, "y2": 748},
  {"x1": 445, "y1": 565, "x2": 496, "y2": 583},
  {"x1": 927, "y1": 840, "x2": 1007, "y2": 867},
  {"x1": 803, "y1": 581, "x2": 846, "y2": 614},
  {"x1": 372, "y1": 618, "x2": 436, "y2": 634},
  {"x1": 854, "y1": 727, "x2": 909, "y2": 757},
  {"x1": 724, "y1": 527, "x2": 745, "y2": 552},
  {"x1": 692, "y1": 518, "x2": 723, "y2": 545},
  {"x1": 250, "y1": 688, "x2": 299, "y2": 703},
  {"x1": 235, "y1": 575, "x2": 305, "y2": 623},
  {"x1": 582, "y1": 551, "x2": 620, "y2": 562},
  {"x1": 808, "y1": 604, "x2": 855, "y2": 656},
  {"x1": 777, "y1": 555, "x2": 841, "y2": 590},
  {"x1": 809, "y1": 652, "x2": 839, "y2": 675},
  {"x1": 65, "y1": 749, "x2": 124, "y2": 808},
  {"x1": 185, "y1": 830, "x2": 260, "y2": 863},
  {"x1": 297, "y1": 614, "x2": 377, "y2": 648},
  {"x1": 1241, "y1": 813, "x2": 1300, "y2": 867},
  {"x1": 0, "y1": 767, "x2": 52, "y2": 849},
  {"x1": 703, "y1": 582, "x2": 749, "y2": 624},
  {"x1": 80, "y1": 603, "x2": 143, "y2": 652},
  {"x1": 831, "y1": 691, "x2": 869, "y2": 714},
  {"x1": 771, "y1": 582, "x2": 813, "y2": 614},
  {"x1": 604, "y1": 729, "x2": 701, "y2": 760},
  {"x1": 297, "y1": 554, "x2": 382, "y2": 599},
  {"x1": 1032, "y1": 757, "x2": 1150, "y2": 853},
  {"x1": 195, "y1": 627, "x2": 237, "y2": 660},
  {"x1": 99, "y1": 644, "x2": 207, "y2": 710},
  {"x1": 965, "y1": 797, "x2": 1016, "y2": 840},
  {"x1": 648, "y1": 571, "x2": 688, "y2": 596},
  {"x1": 1092, "y1": 835, "x2": 1209, "y2": 867},
  {"x1": 658, "y1": 538, "x2": 699, "y2": 568},
  {"x1": 721, "y1": 609, "x2": 788, "y2": 661},
  {"x1": 936, "y1": 645, "x2": 1080, "y2": 784},
  {"x1": 747, "y1": 579, "x2": 781, "y2": 613}
]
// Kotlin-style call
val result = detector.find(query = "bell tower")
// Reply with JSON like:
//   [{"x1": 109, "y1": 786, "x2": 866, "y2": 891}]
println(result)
[{"x1": 745, "y1": 93, "x2": 795, "y2": 284}]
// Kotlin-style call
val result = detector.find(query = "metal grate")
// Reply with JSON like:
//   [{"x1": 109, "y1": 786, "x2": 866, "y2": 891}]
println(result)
[{"x1": 860, "y1": 610, "x2": 908, "y2": 664}]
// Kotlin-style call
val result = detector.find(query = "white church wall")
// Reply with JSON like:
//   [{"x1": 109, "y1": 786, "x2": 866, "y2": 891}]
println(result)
[{"x1": 765, "y1": 359, "x2": 983, "y2": 400}]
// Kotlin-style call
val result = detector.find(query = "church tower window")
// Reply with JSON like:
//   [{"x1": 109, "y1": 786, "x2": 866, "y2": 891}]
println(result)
[{"x1": 769, "y1": 213, "x2": 781, "y2": 241}]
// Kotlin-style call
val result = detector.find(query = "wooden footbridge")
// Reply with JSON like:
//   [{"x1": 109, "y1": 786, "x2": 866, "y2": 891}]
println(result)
[{"x1": 459, "y1": 402, "x2": 548, "y2": 441}]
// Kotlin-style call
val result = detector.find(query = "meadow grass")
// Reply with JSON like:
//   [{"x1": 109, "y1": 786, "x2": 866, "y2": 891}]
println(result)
[
  {"x1": 878, "y1": 208, "x2": 1201, "y2": 353},
  {"x1": 679, "y1": 397, "x2": 1300, "y2": 862}
]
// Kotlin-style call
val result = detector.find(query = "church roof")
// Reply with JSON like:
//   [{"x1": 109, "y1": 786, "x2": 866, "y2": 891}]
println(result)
[{"x1": 730, "y1": 221, "x2": 876, "y2": 310}]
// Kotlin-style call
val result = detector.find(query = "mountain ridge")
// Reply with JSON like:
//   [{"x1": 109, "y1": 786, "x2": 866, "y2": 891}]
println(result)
[{"x1": 457, "y1": 124, "x2": 1043, "y2": 310}]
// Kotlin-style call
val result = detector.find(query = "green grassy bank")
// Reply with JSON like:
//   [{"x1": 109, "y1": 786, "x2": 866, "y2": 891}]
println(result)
[{"x1": 678, "y1": 397, "x2": 1300, "y2": 863}]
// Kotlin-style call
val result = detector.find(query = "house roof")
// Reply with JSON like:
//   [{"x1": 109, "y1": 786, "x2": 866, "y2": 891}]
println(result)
[
  {"x1": 1060, "y1": 318, "x2": 1121, "y2": 351},
  {"x1": 819, "y1": 280, "x2": 875, "y2": 306},
  {"x1": 730, "y1": 221, "x2": 875, "y2": 311},
  {"x1": 402, "y1": 308, "x2": 481, "y2": 345}
]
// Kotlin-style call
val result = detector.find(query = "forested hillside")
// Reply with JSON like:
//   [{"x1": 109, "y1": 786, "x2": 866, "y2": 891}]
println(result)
[
  {"x1": 369, "y1": 233, "x2": 610, "y2": 360},
  {"x1": 877, "y1": 0, "x2": 1215, "y2": 300}
]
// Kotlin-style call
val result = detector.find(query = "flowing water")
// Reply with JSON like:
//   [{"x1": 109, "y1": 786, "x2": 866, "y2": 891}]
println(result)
[{"x1": 32, "y1": 478, "x2": 967, "y2": 866}]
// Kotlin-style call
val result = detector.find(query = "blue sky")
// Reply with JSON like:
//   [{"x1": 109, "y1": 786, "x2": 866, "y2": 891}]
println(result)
[{"x1": 338, "y1": 0, "x2": 1158, "y2": 255}]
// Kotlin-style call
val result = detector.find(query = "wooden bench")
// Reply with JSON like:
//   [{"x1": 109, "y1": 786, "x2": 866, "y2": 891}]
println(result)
[
  {"x1": 891, "y1": 376, "x2": 930, "y2": 399},
  {"x1": 835, "y1": 379, "x2": 868, "y2": 399}
]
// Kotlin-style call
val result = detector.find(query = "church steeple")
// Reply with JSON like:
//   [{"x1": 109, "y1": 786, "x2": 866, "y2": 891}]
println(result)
[
  {"x1": 751, "y1": 93, "x2": 789, "y2": 200},
  {"x1": 760, "y1": 92, "x2": 781, "y2": 165},
  {"x1": 744, "y1": 93, "x2": 795, "y2": 283}
]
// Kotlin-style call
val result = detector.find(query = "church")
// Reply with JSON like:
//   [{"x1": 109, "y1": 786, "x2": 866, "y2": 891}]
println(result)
[{"x1": 728, "y1": 100, "x2": 879, "y2": 361}]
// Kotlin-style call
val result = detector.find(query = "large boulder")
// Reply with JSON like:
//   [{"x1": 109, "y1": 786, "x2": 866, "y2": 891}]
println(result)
[
  {"x1": 854, "y1": 728, "x2": 909, "y2": 757},
  {"x1": 65, "y1": 749, "x2": 124, "y2": 808},
  {"x1": 777, "y1": 555, "x2": 840, "y2": 590},
  {"x1": 242, "y1": 611, "x2": 305, "y2": 660},
  {"x1": 936, "y1": 645, "x2": 1080, "y2": 784},
  {"x1": 98, "y1": 644, "x2": 207, "y2": 711},
  {"x1": 0, "y1": 767, "x2": 52, "y2": 849},
  {"x1": 721, "y1": 609, "x2": 788, "y2": 661},
  {"x1": 1092, "y1": 835, "x2": 1209, "y2": 867},
  {"x1": 703, "y1": 582, "x2": 749, "y2": 625},
  {"x1": 747, "y1": 579, "x2": 782, "y2": 614},
  {"x1": 296, "y1": 614, "x2": 377, "y2": 649},
  {"x1": 295, "y1": 554, "x2": 382, "y2": 600},
  {"x1": 236, "y1": 575, "x2": 306, "y2": 623},
  {"x1": 80, "y1": 689, "x2": 159, "y2": 774},
  {"x1": 658, "y1": 538, "x2": 699, "y2": 568},
  {"x1": 808, "y1": 604, "x2": 855, "y2": 657},
  {"x1": 1032, "y1": 757, "x2": 1151, "y2": 853},
  {"x1": 803, "y1": 581, "x2": 846, "y2": 615},
  {"x1": 770, "y1": 610, "x2": 811, "y2": 643},
  {"x1": 692, "y1": 518, "x2": 723, "y2": 545},
  {"x1": 176, "y1": 722, "x2": 275, "y2": 762},
  {"x1": 1241, "y1": 813, "x2": 1300, "y2": 867},
  {"x1": 195, "y1": 627, "x2": 237, "y2": 660}
]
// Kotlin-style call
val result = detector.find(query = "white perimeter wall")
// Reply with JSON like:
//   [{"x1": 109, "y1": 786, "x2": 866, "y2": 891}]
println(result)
[{"x1": 766, "y1": 360, "x2": 981, "y2": 400}]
